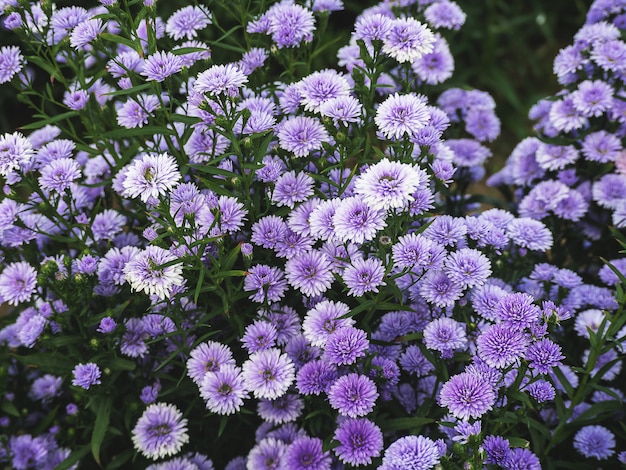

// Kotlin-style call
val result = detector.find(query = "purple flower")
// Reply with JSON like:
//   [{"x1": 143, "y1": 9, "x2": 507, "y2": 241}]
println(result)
[
  {"x1": 354, "y1": 158, "x2": 428, "y2": 211},
  {"x1": 328, "y1": 373, "x2": 378, "y2": 418},
  {"x1": 497, "y1": 292, "x2": 541, "y2": 330},
  {"x1": 194, "y1": 63, "x2": 248, "y2": 97},
  {"x1": 248, "y1": 437, "x2": 287, "y2": 470},
  {"x1": 122, "y1": 153, "x2": 181, "y2": 203},
  {"x1": 296, "y1": 359, "x2": 337, "y2": 395},
  {"x1": 476, "y1": 323, "x2": 527, "y2": 369},
  {"x1": 526, "y1": 338, "x2": 565, "y2": 374},
  {"x1": 72, "y1": 362, "x2": 102, "y2": 389},
  {"x1": 591, "y1": 39, "x2": 626, "y2": 72},
  {"x1": 0, "y1": 261, "x2": 37, "y2": 306},
  {"x1": 464, "y1": 108, "x2": 501, "y2": 142},
  {"x1": 277, "y1": 116, "x2": 329, "y2": 158},
  {"x1": 186, "y1": 341, "x2": 235, "y2": 384},
  {"x1": 593, "y1": 173, "x2": 626, "y2": 209},
  {"x1": 140, "y1": 383, "x2": 160, "y2": 404},
  {"x1": 116, "y1": 94, "x2": 160, "y2": 129},
  {"x1": 0, "y1": 45, "x2": 23, "y2": 83},
  {"x1": 38, "y1": 157, "x2": 81, "y2": 193},
  {"x1": 573, "y1": 425, "x2": 616, "y2": 460},
  {"x1": 439, "y1": 372, "x2": 495, "y2": 420},
  {"x1": 124, "y1": 246, "x2": 184, "y2": 300},
  {"x1": 70, "y1": 18, "x2": 104, "y2": 49},
  {"x1": 200, "y1": 365, "x2": 248, "y2": 415},
  {"x1": 412, "y1": 35, "x2": 454, "y2": 85},
  {"x1": 244, "y1": 265, "x2": 288, "y2": 303},
  {"x1": 424, "y1": 1, "x2": 466, "y2": 30},
  {"x1": 423, "y1": 317, "x2": 467, "y2": 357},
  {"x1": 535, "y1": 143, "x2": 579, "y2": 171},
  {"x1": 266, "y1": 3, "x2": 316, "y2": 49},
  {"x1": 241, "y1": 348, "x2": 295, "y2": 400},
  {"x1": 319, "y1": 96, "x2": 362, "y2": 124},
  {"x1": 399, "y1": 345, "x2": 434, "y2": 376},
  {"x1": 257, "y1": 393, "x2": 303, "y2": 424},
  {"x1": 282, "y1": 436, "x2": 331, "y2": 470},
  {"x1": 302, "y1": 300, "x2": 353, "y2": 348},
  {"x1": 284, "y1": 250, "x2": 334, "y2": 297},
  {"x1": 239, "y1": 47, "x2": 268, "y2": 75},
  {"x1": 502, "y1": 448, "x2": 541, "y2": 470},
  {"x1": 443, "y1": 248, "x2": 491, "y2": 290},
  {"x1": 324, "y1": 326, "x2": 369, "y2": 365},
  {"x1": 423, "y1": 215, "x2": 467, "y2": 247},
  {"x1": 375, "y1": 93, "x2": 430, "y2": 140},
  {"x1": 524, "y1": 380, "x2": 555, "y2": 403},
  {"x1": 0, "y1": 131, "x2": 34, "y2": 177},
  {"x1": 251, "y1": 215, "x2": 289, "y2": 249},
  {"x1": 50, "y1": 6, "x2": 89, "y2": 43},
  {"x1": 333, "y1": 418, "x2": 383, "y2": 466},
  {"x1": 571, "y1": 79, "x2": 614, "y2": 117},
  {"x1": 165, "y1": 5, "x2": 212, "y2": 40},
  {"x1": 483, "y1": 435, "x2": 509, "y2": 466},
  {"x1": 354, "y1": 12, "x2": 392, "y2": 42},
  {"x1": 581, "y1": 130, "x2": 621, "y2": 163},
  {"x1": 382, "y1": 17, "x2": 435, "y2": 63},
  {"x1": 9, "y1": 434, "x2": 48, "y2": 470},
  {"x1": 392, "y1": 232, "x2": 446, "y2": 272},
  {"x1": 447, "y1": 139, "x2": 491, "y2": 167},
  {"x1": 333, "y1": 197, "x2": 387, "y2": 244},
  {"x1": 242, "y1": 320, "x2": 278, "y2": 353},
  {"x1": 507, "y1": 218, "x2": 553, "y2": 251},
  {"x1": 342, "y1": 257, "x2": 386, "y2": 297},
  {"x1": 141, "y1": 51, "x2": 184, "y2": 82},
  {"x1": 132, "y1": 403, "x2": 189, "y2": 460},
  {"x1": 271, "y1": 171, "x2": 314, "y2": 208},
  {"x1": 418, "y1": 270, "x2": 464, "y2": 308},
  {"x1": 29, "y1": 374, "x2": 63, "y2": 402},
  {"x1": 298, "y1": 69, "x2": 351, "y2": 113},
  {"x1": 379, "y1": 435, "x2": 440, "y2": 470}
]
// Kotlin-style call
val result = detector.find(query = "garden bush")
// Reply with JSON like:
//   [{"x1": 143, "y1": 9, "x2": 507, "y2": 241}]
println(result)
[{"x1": 0, "y1": 0, "x2": 623, "y2": 469}]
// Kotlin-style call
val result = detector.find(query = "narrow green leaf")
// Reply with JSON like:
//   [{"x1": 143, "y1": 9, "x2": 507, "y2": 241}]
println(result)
[
  {"x1": 12, "y1": 353, "x2": 74, "y2": 375},
  {"x1": 91, "y1": 397, "x2": 113, "y2": 465},
  {"x1": 99, "y1": 356, "x2": 136, "y2": 371},
  {"x1": 100, "y1": 126, "x2": 175, "y2": 140},
  {"x1": 381, "y1": 416, "x2": 434, "y2": 431},
  {"x1": 54, "y1": 445, "x2": 91, "y2": 470},
  {"x1": 19, "y1": 111, "x2": 79, "y2": 130},
  {"x1": 1, "y1": 400, "x2": 20, "y2": 417},
  {"x1": 100, "y1": 32, "x2": 139, "y2": 50}
]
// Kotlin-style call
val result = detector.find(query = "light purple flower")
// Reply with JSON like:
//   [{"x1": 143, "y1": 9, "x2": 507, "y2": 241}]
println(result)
[
  {"x1": 71, "y1": 362, "x2": 102, "y2": 389},
  {"x1": 70, "y1": 18, "x2": 104, "y2": 49},
  {"x1": 194, "y1": 63, "x2": 248, "y2": 97},
  {"x1": 573, "y1": 425, "x2": 615, "y2": 460},
  {"x1": 122, "y1": 153, "x2": 181, "y2": 203},
  {"x1": 333, "y1": 197, "x2": 387, "y2": 244},
  {"x1": 342, "y1": 257, "x2": 386, "y2": 297},
  {"x1": 124, "y1": 246, "x2": 184, "y2": 300},
  {"x1": 0, "y1": 261, "x2": 37, "y2": 306},
  {"x1": 277, "y1": 115, "x2": 329, "y2": 158},
  {"x1": 132, "y1": 403, "x2": 189, "y2": 460},
  {"x1": 186, "y1": 341, "x2": 235, "y2": 384},
  {"x1": 298, "y1": 69, "x2": 351, "y2": 113},
  {"x1": 0, "y1": 45, "x2": 23, "y2": 83},
  {"x1": 333, "y1": 418, "x2": 383, "y2": 466},
  {"x1": 200, "y1": 365, "x2": 248, "y2": 415},
  {"x1": 507, "y1": 218, "x2": 553, "y2": 251},
  {"x1": 165, "y1": 5, "x2": 212, "y2": 40},
  {"x1": 284, "y1": 250, "x2": 334, "y2": 297},
  {"x1": 423, "y1": 317, "x2": 467, "y2": 357},
  {"x1": 424, "y1": 1, "x2": 466, "y2": 30},
  {"x1": 477, "y1": 323, "x2": 528, "y2": 369},
  {"x1": 439, "y1": 372, "x2": 495, "y2": 420},
  {"x1": 328, "y1": 373, "x2": 378, "y2": 418},
  {"x1": 0, "y1": 131, "x2": 34, "y2": 177},
  {"x1": 271, "y1": 171, "x2": 314, "y2": 208},
  {"x1": 382, "y1": 17, "x2": 435, "y2": 63},
  {"x1": 141, "y1": 51, "x2": 184, "y2": 82},
  {"x1": 379, "y1": 435, "x2": 440, "y2": 470},
  {"x1": 375, "y1": 93, "x2": 430, "y2": 140},
  {"x1": 241, "y1": 348, "x2": 295, "y2": 400},
  {"x1": 324, "y1": 326, "x2": 369, "y2": 365},
  {"x1": 244, "y1": 265, "x2": 288, "y2": 303}
]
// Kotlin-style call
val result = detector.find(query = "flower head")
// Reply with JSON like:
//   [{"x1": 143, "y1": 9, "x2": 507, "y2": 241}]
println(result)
[
  {"x1": 122, "y1": 153, "x2": 181, "y2": 203},
  {"x1": 573, "y1": 426, "x2": 615, "y2": 460},
  {"x1": 333, "y1": 418, "x2": 383, "y2": 466},
  {"x1": 0, "y1": 45, "x2": 23, "y2": 83},
  {"x1": 0, "y1": 261, "x2": 37, "y2": 306},
  {"x1": 241, "y1": 348, "x2": 295, "y2": 400},
  {"x1": 124, "y1": 246, "x2": 184, "y2": 300},
  {"x1": 382, "y1": 17, "x2": 436, "y2": 63},
  {"x1": 375, "y1": 93, "x2": 430, "y2": 140},
  {"x1": 439, "y1": 372, "x2": 496, "y2": 420},
  {"x1": 380, "y1": 435, "x2": 440, "y2": 470},
  {"x1": 71, "y1": 362, "x2": 102, "y2": 389},
  {"x1": 328, "y1": 373, "x2": 378, "y2": 418},
  {"x1": 132, "y1": 403, "x2": 189, "y2": 460}
]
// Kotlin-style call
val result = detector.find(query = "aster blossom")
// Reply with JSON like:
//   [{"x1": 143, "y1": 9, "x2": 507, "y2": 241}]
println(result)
[
  {"x1": 0, "y1": 131, "x2": 34, "y2": 177},
  {"x1": 333, "y1": 418, "x2": 383, "y2": 466},
  {"x1": 375, "y1": 93, "x2": 430, "y2": 140},
  {"x1": 122, "y1": 153, "x2": 181, "y2": 203},
  {"x1": 241, "y1": 348, "x2": 295, "y2": 400},
  {"x1": 131, "y1": 404, "x2": 189, "y2": 462},
  {"x1": 439, "y1": 372, "x2": 496, "y2": 420},
  {"x1": 194, "y1": 63, "x2": 248, "y2": 97},
  {"x1": 277, "y1": 115, "x2": 330, "y2": 157},
  {"x1": 382, "y1": 17, "x2": 436, "y2": 63},
  {"x1": 124, "y1": 246, "x2": 184, "y2": 300},
  {"x1": 379, "y1": 435, "x2": 440, "y2": 470},
  {"x1": 0, "y1": 261, "x2": 37, "y2": 306}
]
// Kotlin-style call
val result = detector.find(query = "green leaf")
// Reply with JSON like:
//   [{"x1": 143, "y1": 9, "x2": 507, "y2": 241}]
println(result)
[
  {"x1": 105, "y1": 449, "x2": 135, "y2": 470},
  {"x1": 100, "y1": 126, "x2": 175, "y2": 140},
  {"x1": 100, "y1": 32, "x2": 139, "y2": 50},
  {"x1": 12, "y1": 353, "x2": 74, "y2": 375},
  {"x1": 1, "y1": 400, "x2": 20, "y2": 417},
  {"x1": 381, "y1": 416, "x2": 434, "y2": 431},
  {"x1": 54, "y1": 445, "x2": 91, "y2": 470},
  {"x1": 508, "y1": 437, "x2": 530, "y2": 448},
  {"x1": 91, "y1": 396, "x2": 113, "y2": 465},
  {"x1": 99, "y1": 356, "x2": 136, "y2": 371},
  {"x1": 19, "y1": 111, "x2": 79, "y2": 130}
]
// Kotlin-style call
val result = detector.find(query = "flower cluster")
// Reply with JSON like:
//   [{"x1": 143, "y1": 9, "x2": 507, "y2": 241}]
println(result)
[{"x1": 0, "y1": 0, "x2": 624, "y2": 469}]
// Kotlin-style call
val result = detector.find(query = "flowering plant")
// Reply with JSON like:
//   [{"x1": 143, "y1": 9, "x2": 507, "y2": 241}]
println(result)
[{"x1": 0, "y1": 0, "x2": 624, "y2": 469}]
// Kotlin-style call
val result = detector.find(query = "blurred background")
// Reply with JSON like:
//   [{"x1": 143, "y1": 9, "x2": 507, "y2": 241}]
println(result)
[{"x1": 0, "y1": 0, "x2": 593, "y2": 170}]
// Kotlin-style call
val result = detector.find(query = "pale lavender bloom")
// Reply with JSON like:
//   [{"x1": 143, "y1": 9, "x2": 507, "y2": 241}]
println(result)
[
  {"x1": 439, "y1": 372, "x2": 495, "y2": 420},
  {"x1": 399, "y1": 345, "x2": 434, "y2": 376},
  {"x1": 392, "y1": 232, "x2": 446, "y2": 272},
  {"x1": 535, "y1": 143, "x2": 579, "y2": 171},
  {"x1": 298, "y1": 69, "x2": 351, "y2": 113},
  {"x1": 382, "y1": 17, "x2": 435, "y2": 63},
  {"x1": 122, "y1": 153, "x2": 181, "y2": 203},
  {"x1": 592, "y1": 173, "x2": 626, "y2": 209},
  {"x1": 267, "y1": 3, "x2": 315, "y2": 48},
  {"x1": 497, "y1": 292, "x2": 540, "y2": 330},
  {"x1": 132, "y1": 403, "x2": 189, "y2": 460},
  {"x1": 97, "y1": 317, "x2": 116, "y2": 333},
  {"x1": 0, "y1": 261, "x2": 37, "y2": 306},
  {"x1": 423, "y1": 318, "x2": 467, "y2": 357},
  {"x1": 239, "y1": 47, "x2": 268, "y2": 75},
  {"x1": 554, "y1": 44, "x2": 585, "y2": 83},
  {"x1": 379, "y1": 435, "x2": 440, "y2": 470},
  {"x1": 194, "y1": 63, "x2": 248, "y2": 97},
  {"x1": 574, "y1": 309, "x2": 606, "y2": 338},
  {"x1": 241, "y1": 348, "x2": 295, "y2": 400},
  {"x1": 549, "y1": 97, "x2": 587, "y2": 133},
  {"x1": 412, "y1": 35, "x2": 454, "y2": 85},
  {"x1": 502, "y1": 448, "x2": 541, "y2": 469},
  {"x1": 375, "y1": 93, "x2": 430, "y2": 140},
  {"x1": 284, "y1": 250, "x2": 334, "y2": 297},
  {"x1": 591, "y1": 39, "x2": 626, "y2": 72},
  {"x1": 184, "y1": 128, "x2": 230, "y2": 163},
  {"x1": 241, "y1": 320, "x2": 278, "y2": 353},
  {"x1": 116, "y1": 94, "x2": 160, "y2": 128},
  {"x1": 333, "y1": 418, "x2": 383, "y2": 466},
  {"x1": 124, "y1": 246, "x2": 184, "y2": 300},
  {"x1": 342, "y1": 257, "x2": 386, "y2": 296},
  {"x1": 29, "y1": 374, "x2": 63, "y2": 402},
  {"x1": 423, "y1": 215, "x2": 467, "y2": 247},
  {"x1": 186, "y1": 341, "x2": 235, "y2": 384},
  {"x1": 70, "y1": 18, "x2": 104, "y2": 49},
  {"x1": 247, "y1": 437, "x2": 287, "y2": 470},
  {"x1": 175, "y1": 40, "x2": 211, "y2": 67},
  {"x1": 332, "y1": 196, "x2": 387, "y2": 244},
  {"x1": 598, "y1": 258, "x2": 626, "y2": 285},
  {"x1": 424, "y1": 1, "x2": 466, "y2": 30},
  {"x1": 507, "y1": 218, "x2": 553, "y2": 251},
  {"x1": 256, "y1": 155, "x2": 286, "y2": 184},
  {"x1": 354, "y1": 12, "x2": 393, "y2": 43},
  {"x1": 571, "y1": 79, "x2": 614, "y2": 117},
  {"x1": 107, "y1": 50, "x2": 143, "y2": 78},
  {"x1": 277, "y1": 115, "x2": 329, "y2": 157},
  {"x1": 251, "y1": 215, "x2": 289, "y2": 249},
  {"x1": 581, "y1": 130, "x2": 621, "y2": 163},
  {"x1": 447, "y1": 139, "x2": 491, "y2": 167},
  {"x1": 302, "y1": 299, "x2": 353, "y2": 348},
  {"x1": 71, "y1": 362, "x2": 102, "y2": 389},
  {"x1": 0, "y1": 45, "x2": 23, "y2": 83},
  {"x1": 444, "y1": 248, "x2": 491, "y2": 290},
  {"x1": 165, "y1": 5, "x2": 212, "y2": 40},
  {"x1": 309, "y1": 199, "x2": 341, "y2": 241},
  {"x1": 483, "y1": 435, "x2": 510, "y2": 466},
  {"x1": 141, "y1": 51, "x2": 184, "y2": 82},
  {"x1": 328, "y1": 373, "x2": 378, "y2": 418},
  {"x1": 477, "y1": 323, "x2": 528, "y2": 369},
  {"x1": 573, "y1": 425, "x2": 615, "y2": 460},
  {"x1": 465, "y1": 108, "x2": 500, "y2": 142},
  {"x1": 244, "y1": 265, "x2": 288, "y2": 303},
  {"x1": 9, "y1": 435, "x2": 48, "y2": 470},
  {"x1": 271, "y1": 171, "x2": 314, "y2": 208},
  {"x1": 200, "y1": 365, "x2": 248, "y2": 415},
  {"x1": 0, "y1": 131, "x2": 34, "y2": 176},
  {"x1": 354, "y1": 158, "x2": 428, "y2": 211},
  {"x1": 319, "y1": 96, "x2": 362, "y2": 124},
  {"x1": 312, "y1": 0, "x2": 343, "y2": 12},
  {"x1": 38, "y1": 158, "x2": 81, "y2": 193},
  {"x1": 418, "y1": 270, "x2": 464, "y2": 308},
  {"x1": 525, "y1": 380, "x2": 556, "y2": 403},
  {"x1": 50, "y1": 6, "x2": 89, "y2": 43}
]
